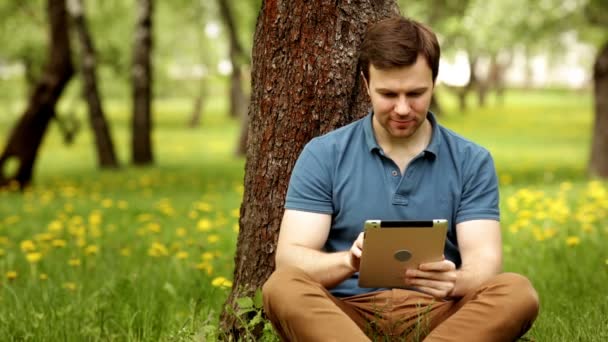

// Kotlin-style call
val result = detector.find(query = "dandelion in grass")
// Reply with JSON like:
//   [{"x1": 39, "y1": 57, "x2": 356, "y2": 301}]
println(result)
[
  {"x1": 26, "y1": 252, "x2": 42, "y2": 264},
  {"x1": 39, "y1": 273, "x2": 48, "y2": 281},
  {"x1": 84, "y1": 245, "x2": 99, "y2": 256},
  {"x1": 88, "y1": 211, "x2": 102, "y2": 226},
  {"x1": 207, "y1": 235, "x2": 220, "y2": 244},
  {"x1": 148, "y1": 242, "x2": 169, "y2": 257},
  {"x1": 52, "y1": 239, "x2": 67, "y2": 248},
  {"x1": 196, "y1": 262, "x2": 213, "y2": 275},
  {"x1": 175, "y1": 251, "x2": 189, "y2": 260},
  {"x1": 20, "y1": 240, "x2": 36, "y2": 252},
  {"x1": 120, "y1": 248, "x2": 131, "y2": 257},
  {"x1": 197, "y1": 202, "x2": 212, "y2": 212},
  {"x1": 117, "y1": 200, "x2": 129, "y2": 209},
  {"x1": 202, "y1": 252, "x2": 214, "y2": 261},
  {"x1": 197, "y1": 219, "x2": 212, "y2": 232},
  {"x1": 176, "y1": 227, "x2": 187, "y2": 237},
  {"x1": 0, "y1": 248, "x2": 5, "y2": 257},
  {"x1": 566, "y1": 236, "x2": 580, "y2": 247},
  {"x1": 48, "y1": 220, "x2": 63, "y2": 233},
  {"x1": 211, "y1": 276, "x2": 232, "y2": 288},
  {"x1": 188, "y1": 210, "x2": 198, "y2": 219},
  {"x1": 63, "y1": 282, "x2": 77, "y2": 291},
  {"x1": 101, "y1": 199, "x2": 114, "y2": 208},
  {"x1": 0, "y1": 236, "x2": 9, "y2": 245},
  {"x1": 69, "y1": 258, "x2": 81, "y2": 267},
  {"x1": 233, "y1": 223, "x2": 239, "y2": 233},
  {"x1": 137, "y1": 213, "x2": 153, "y2": 222},
  {"x1": 147, "y1": 222, "x2": 161, "y2": 234},
  {"x1": 6, "y1": 271, "x2": 17, "y2": 280}
]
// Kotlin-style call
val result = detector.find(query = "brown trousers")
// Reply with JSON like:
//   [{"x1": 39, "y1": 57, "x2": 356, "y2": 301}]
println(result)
[{"x1": 263, "y1": 266, "x2": 539, "y2": 341}]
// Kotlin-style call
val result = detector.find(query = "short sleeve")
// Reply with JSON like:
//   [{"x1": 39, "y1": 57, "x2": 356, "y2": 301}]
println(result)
[
  {"x1": 284, "y1": 139, "x2": 334, "y2": 214},
  {"x1": 456, "y1": 149, "x2": 500, "y2": 223}
]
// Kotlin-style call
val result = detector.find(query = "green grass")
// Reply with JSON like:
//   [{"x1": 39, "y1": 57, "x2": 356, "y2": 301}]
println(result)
[{"x1": 1, "y1": 87, "x2": 607, "y2": 340}]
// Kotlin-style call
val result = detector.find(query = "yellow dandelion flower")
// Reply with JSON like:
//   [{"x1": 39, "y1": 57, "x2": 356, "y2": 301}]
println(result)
[
  {"x1": 76, "y1": 238, "x2": 87, "y2": 247},
  {"x1": 137, "y1": 214, "x2": 153, "y2": 222},
  {"x1": 197, "y1": 219, "x2": 212, "y2": 232},
  {"x1": 6, "y1": 271, "x2": 17, "y2": 280},
  {"x1": 211, "y1": 276, "x2": 232, "y2": 288},
  {"x1": 88, "y1": 212, "x2": 102, "y2": 226},
  {"x1": 175, "y1": 251, "x2": 189, "y2": 260},
  {"x1": 39, "y1": 273, "x2": 48, "y2": 280},
  {"x1": 188, "y1": 211, "x2": 198, "y2": 219},
  {"x1": 0, "y1": 248, "x2": 4, "y2": 257},
  {"x1": 68, "y1": 258, "x2": 81, "y2": 267},
  {"x1": 566, "y1": 236, "x2": 580, "y2": 247},
  {"x1": 0, "y1": 236, "x2": 9, "y2": 245},
  {"x1": 231, "y1": 209, "x2": 240, "y2": 218},
  {"x1": 176, "y1": 227, "x2": 187, "y2": 237},
  {"x1": 120, "y1": 248, "x2": 131, "y2": 257},
  {"x1": 35, "y1": 233, "x2": 54, "y2": 242},
  {"x1": 147, "y1": 222, "x2": 161, "y2": 233},
  {"x1": 196, "y1": 262, "x2": 213, "y2": 275},
  {"x1": 233, "y1": 224, "x2": 239, "y2": 233},
  {"x1": 20, "y1": 240, "x2": 36, "y2": 252},
  {"x1": 48, "y1": 220, "x2": 63, "y2": 233},
  {"x1": 148, "y1": 242, "x2": 169, "y2": 257},
  {"x1": 52, "y1": 239, "x2": 67, "y2": 248},
  {"x1": 62, "y1": 282, "x2": 77, "y2": 291},
  {"x1": 101, "y1": 199, "x2": 114, "y2": 208},
  {"x1": 202, "y1": 252, "x2": 214, "y2": 261},
  {"x1": 197, "y1": 202, "x2": 212, "y2": 212},
  {"x1": 26, "y1": 252, "x2": 43, "y2": 263},
  {"x1": 207, "y1": 235, "x2": 220, "y2": 244},
  {"x1": 117, "y1": 200, "x2": 129, "y2": 209},
  {"x1": 84, "y1": 245, "x2": 99, "y2": 255}
]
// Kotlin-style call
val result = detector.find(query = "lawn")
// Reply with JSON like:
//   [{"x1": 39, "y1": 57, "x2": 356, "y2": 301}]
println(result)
[{"x1": 0, "y1": 87, "x2": 606, "y2": 341}]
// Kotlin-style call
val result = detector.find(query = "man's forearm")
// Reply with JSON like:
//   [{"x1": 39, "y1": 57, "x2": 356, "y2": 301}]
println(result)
[
  {"x1": 452, "y1": 261, "x2": 501, "y2": 297},
  {"x1": 276, "y1": 245, "x2": 356, "y2": 289}
]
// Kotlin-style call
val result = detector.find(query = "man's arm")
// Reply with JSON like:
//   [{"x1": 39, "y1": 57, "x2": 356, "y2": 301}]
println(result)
[
  {"x1": 405, "y1": 219, "x2": 502, "y2": 298},
  {"x1": 451, "y1": 219, "x2": 502, "y2": 296},
  {"x1": 275, "y1": 209, "x2": 362, "y2": 289}
]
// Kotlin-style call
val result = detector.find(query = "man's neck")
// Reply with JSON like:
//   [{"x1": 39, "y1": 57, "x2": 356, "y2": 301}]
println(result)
[{"x1": 374, "y1": 118, "x2": 432, "y2": 158}]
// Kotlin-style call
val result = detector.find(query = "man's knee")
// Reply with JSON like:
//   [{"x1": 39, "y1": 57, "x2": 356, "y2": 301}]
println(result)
[
  {"x1": 494, "y1": 273, "x2": 540, "y2": 321},
  {"x1": 262, "y1": 266, "x2": 314, "y2": 314}
]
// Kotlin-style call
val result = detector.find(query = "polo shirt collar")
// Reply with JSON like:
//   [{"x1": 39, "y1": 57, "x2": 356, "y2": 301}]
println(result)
[{"x1": 363, "y1": 111, "x2": 441, "y2": 159}]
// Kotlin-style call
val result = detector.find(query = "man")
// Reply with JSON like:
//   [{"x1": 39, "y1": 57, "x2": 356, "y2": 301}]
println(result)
[{"x1": 263, "y1": 16, "x2": 539, "y2": 341}]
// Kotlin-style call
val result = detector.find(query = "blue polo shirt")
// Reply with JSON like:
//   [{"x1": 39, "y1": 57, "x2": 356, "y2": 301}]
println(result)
[{"x1": 284, "y1": 112, "x2": 499, "y2": 297}]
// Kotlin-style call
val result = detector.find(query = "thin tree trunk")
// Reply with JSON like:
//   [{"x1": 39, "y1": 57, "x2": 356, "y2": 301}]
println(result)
[
  {"x1": 220, "y1": 0, "x2": 399, "y2": 337},
  {"x1": 217, "y1": 0, "x2": 248, "y2": 120},
  {"x1": 188, "y1": 79, "x2": 206, "y2": 128},
  {"x1": 590, "y1": 41, "x2": 608, "y2": 178},
  {"x1": 0, "y1": 0, "x2": 73, "y2": 189},
  {"x1": 68, "y1": 0, "x2": 119, "y2": 168},
  {"x1": 132, "y1": 0, "x2": 154, "y2": 165}
]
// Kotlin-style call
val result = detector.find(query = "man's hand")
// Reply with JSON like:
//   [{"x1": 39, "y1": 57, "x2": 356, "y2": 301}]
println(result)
[
  {"x1": 346, "y1": 232, "x2": 365, "y2": 272},
  {"x1": 404, "y1": 259, "x2": 457, "y2": 299}
]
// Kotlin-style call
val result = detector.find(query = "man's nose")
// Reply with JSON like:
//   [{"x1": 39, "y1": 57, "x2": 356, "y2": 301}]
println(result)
[{"x1": 395, "y1": 96, "x2": 411, "y2": 115}]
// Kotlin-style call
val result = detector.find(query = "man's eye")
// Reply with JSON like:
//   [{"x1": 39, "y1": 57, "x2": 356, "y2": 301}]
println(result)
[
  {"x1": 408, "y1": 92, "x2": 423, "y2": 97},
  {"x1": 381, "y1": 93, "x2": 397, "y2": 98}
]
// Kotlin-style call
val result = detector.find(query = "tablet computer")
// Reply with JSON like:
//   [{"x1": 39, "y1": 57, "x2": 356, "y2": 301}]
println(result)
[{"x1": 358, "y1": 219, "x2": 448, "y2": 288}]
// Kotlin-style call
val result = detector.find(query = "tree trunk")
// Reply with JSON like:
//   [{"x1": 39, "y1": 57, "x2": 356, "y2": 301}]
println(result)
[
  {"x1": 68, "y1": 0, "x2": 119, "y2": 168},
  {"x1": 217, "y1": 0, "x2": 249, "y2": 120},
  {"x1": 590, "y1": 41, "x2": 608, "y2": 178},
  {"x1": 0, "y1": 0, "x2": 73, "y2": 189},
  {"x1": 220, "y1": 0, "x2": 399, "y2": 337},
  {"x1": 457, "y1": 55, "x2": 477, "y2": 113},
  {"x1": 131, "y1": 0, "x2": 154, "y2": 165},
  {"x1": 188, "y1": 79, "x2": 206, "y2": 128}
]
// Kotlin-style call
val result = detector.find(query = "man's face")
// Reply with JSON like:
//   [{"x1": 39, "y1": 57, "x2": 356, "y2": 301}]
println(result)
[{"x1": 364, "y1": 55, "x2": 434, "y2": 141}]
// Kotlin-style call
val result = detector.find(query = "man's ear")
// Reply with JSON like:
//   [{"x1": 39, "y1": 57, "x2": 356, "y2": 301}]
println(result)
[{"x1": 361, "y1": 72, "x2": 371, "y2": 96}]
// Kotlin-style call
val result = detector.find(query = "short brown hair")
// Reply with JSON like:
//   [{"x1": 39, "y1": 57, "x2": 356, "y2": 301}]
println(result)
[{"x1": 359, "y1": 16, "x2": 440, "y2": 83}]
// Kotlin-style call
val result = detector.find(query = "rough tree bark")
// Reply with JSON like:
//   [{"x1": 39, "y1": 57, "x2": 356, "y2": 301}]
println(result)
[
  {"x1": 589, "y1": 42, "x2": 608, "y2": 178},
  {"x1": 0, "y1": 0, "x2": 73, "y2": 189},
  {"x1": 220, "y1": 0, "x2": 399, "y2": 337},
  {"x1": 132, "y1": 0, "x2": 154, "y2": 165},
  {"x1": 67, "y1": 0, "x2": 119, "y2": 168}
]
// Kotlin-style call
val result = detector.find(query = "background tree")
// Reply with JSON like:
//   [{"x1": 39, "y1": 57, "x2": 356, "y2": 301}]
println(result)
[
  {"x1": 132, "y1": 0, "x2": 154, "y2": 165},
  {"x1": 586, "y1": 0, "x2": 608, "y2": 177},
  {"x1": 0, "y1": 0, "x2": 73, "y2": 189},
  {"x1": 67, "y1": 0, "x2": 119, "y2": 168},
  {"x1": 220, "y1": 0, "x2": 399, "y2": 337}
]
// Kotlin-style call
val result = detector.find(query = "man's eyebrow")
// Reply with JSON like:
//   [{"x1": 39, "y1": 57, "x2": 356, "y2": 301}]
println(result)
[{"x1": 375, "y1": 87, "x2": 429, "y2": 93}]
